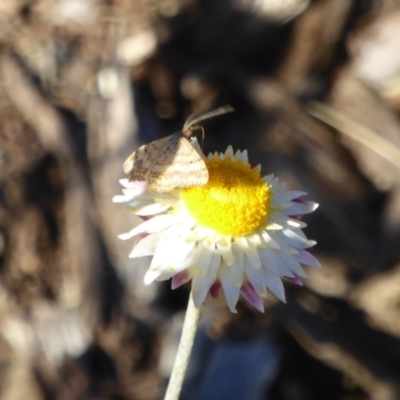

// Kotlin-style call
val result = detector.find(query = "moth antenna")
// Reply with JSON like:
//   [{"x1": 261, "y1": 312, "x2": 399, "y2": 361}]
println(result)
[{"x1": 183, "y1": 105, "x2": 234, "y2": 137}]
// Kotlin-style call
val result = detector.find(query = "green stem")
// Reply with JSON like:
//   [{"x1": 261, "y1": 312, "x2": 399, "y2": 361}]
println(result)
[{"x1": 164, "y1": 291, "x2": 202, "y2": 400}]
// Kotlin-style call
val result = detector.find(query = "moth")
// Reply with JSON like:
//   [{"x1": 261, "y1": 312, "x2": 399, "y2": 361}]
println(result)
[{"x1": 123, "y1": 105, "x2": 234, "y2": 192}]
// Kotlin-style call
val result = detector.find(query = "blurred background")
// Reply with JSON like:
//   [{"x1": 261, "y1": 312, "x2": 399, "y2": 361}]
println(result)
[{"x1": 1, "y1": 0, "x2": 400, "y2": 399}]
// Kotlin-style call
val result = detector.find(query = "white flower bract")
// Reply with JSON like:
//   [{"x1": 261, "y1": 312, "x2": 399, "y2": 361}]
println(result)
[{"x1": 114, "y1": 147, "x2": 319, "y2": 313}]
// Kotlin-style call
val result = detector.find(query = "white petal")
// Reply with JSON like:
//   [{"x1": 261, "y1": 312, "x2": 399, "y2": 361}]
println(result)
[
  {"x1": 122, "y1": 187, "x2": 153, "y2": 199},
  {"x1": 276, "y1": 252, "x2": 308, "y2": 278},
  {"x1": 225, "y1": 146, "x2": 234, "y2": 159},
  {"x1": 220, "y1": 263, "x2": 240, "y2": 313},
  {"x1": 192, "y1": 251, "x2": 221, "y2": 307},
  {"x1": 217, "y1": 242, "x2": 234, "y2": 266},
  {"x1": 144, "y1": 268, "x2": 162, "y2": 285},
  {"x1": 148, "y1": 240, "x2": 174, "y2": 269},
  {"x1": 211, "y1": 150, "x2": 220, "y2": 159},
  {"x1": 304, "y1": 201, "x2": 319, "y2": 212},
  {"x1": 144, "y1": 240, "x2": 198, "y2": 285},
  {"x1": 119, "y1": 178, "x2": 130, "y2": 187},
  {"x1": 266, "y1": 221, "x2": 284, "y2": 230},
  {"x1": 259, "y1": 247, "x2": 293, "y2": 276},
  {"x1": 253, "y1": 164, "x2": 261, "y2": 173},
  {"x1": 233, "y1": 149, "x2": 242, "y2": 161},
  {"x1": 230, "y1": 245, "x2": 244, "y2": 287},
  {"x1": 246, "y1": 233, "x2": 263, "y2": 248},
  {"x1": 284, "y1": 201, "x2": 317, "y2": 216},
  {"x1": 174, "y1": 242, "x2": 199, "y2": 273},
  {"x1": 267, "y1": 230, "x2": 302, "y2": 252},
  {"x1": 263, "y1": 270, "x2": 286, "y2": 302},
  {"x1": 234, "y1": 236, "x2": 250, "y2": 250},
  {"x1": 241, "y1": 149, "x2": 249, "y2": 163},
  {"x1": 269, "y1": 213, "x2": 306, "y2": 229},
  {"x1": 185, "y1": 226, "x2": 207, "y2": 242},
  {"x1": 295, "y1": 250, "x2": 321, "y2": 269},
  {"x1": 266, "y1": 176, "x2": 283, "y2": 190},
  {"x1": 282, "y1": 229, "x2": 316, "y2": 249},
  {"x1": 114, "y1": 185, "x2": 153, "y2": 203},
  {"x1": 260, "y1": 231, "x2": 280, "y2": 249},
  {"x1": 286, "y1": 218, "x2": 306, "y2": 229},
  {"x1": 136, "y1": 203, "x2": 170, "y2": 216},
  {"x1": 244, "y1": 255, "x2": 267, "y2": 297},
  {"x1": 118, "y1": 215, "x2": 176, "y2": 240},
  {"x1": 197, "y1": 243, "x2": 215, "y2": 275},
  {"x1": 274, "y1": 190, "x2": 306, "y2": 204},
  {"x1": 129, "y1": 234, "x2": 160, "y2": 258},
  {"x1": 242, "y1": 245, "x2": 261, "y2": 269},
  {"x1": 150, "y1": 239, "x2": 195, "y2": 272},
  {"x1": 163, "y1": 222, "x2": 193, "y2": 241},
  {"x1": 112, "y1": 194, "x2": 131, "y2": 203},
  {"x1": 263, "y1": 230, "x2": 288, "y2": 251},
  {"x1": 262, "y1": 174, "x2": 274, "y2": 185}
]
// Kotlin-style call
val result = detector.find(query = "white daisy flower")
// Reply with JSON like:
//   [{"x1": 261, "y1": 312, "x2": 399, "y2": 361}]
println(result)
[{"x1": 113, "y1": 146, "x2": 320, "y2": 313}]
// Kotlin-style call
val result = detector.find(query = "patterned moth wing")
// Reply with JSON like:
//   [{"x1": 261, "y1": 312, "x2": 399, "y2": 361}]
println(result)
[
  {"x1": 123, "y1": 135, "x2": 171, "y2": 181},
  {"x1": 123, "y1": 133, "x2": 208, "y2": 192},
  {"x1": 146, "y1": 133, "x2": 208, "y2": 192}
]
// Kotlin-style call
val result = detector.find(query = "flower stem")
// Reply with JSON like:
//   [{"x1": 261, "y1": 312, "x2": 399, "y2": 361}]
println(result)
[{"x1": 164, "y1": 291, "x2": 202, "y2": 400}]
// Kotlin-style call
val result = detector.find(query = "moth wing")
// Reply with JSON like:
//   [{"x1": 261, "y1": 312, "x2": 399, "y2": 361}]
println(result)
[
  {"x1": 123, "y1": 136, "x2": 171, "y2": 181},
  {"x1": 148, "y1": 136, "x2": 209, "y2": 192}
]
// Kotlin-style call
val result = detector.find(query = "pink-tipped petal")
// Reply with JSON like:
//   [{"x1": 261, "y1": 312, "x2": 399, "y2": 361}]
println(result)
[
  {"x1": 171, "y1": 271, "x2": 191, "y2": 289},
  {"x1": 129, "y1": 234, "x2": 157, "y2": 258},
  {"x1": 296, "y1": 249, "x2": 321, "y2": 269},
  {"x1": 209, "y1": 282, "x2": 222, "y2": 298},
  {"x1": 125, "y1": 180, "x2": 148, "y2": 190},
  {"x1": 284, "y1": 274, "x2": 303, "y2": 286},
  {"x1": 241, "y1": 282, "x2": 265, "y2": 312}
]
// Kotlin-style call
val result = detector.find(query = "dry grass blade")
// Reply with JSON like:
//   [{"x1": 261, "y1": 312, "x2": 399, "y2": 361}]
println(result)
[{"x1": 307, "y1": 101, "x2": 400, "y2": 170}]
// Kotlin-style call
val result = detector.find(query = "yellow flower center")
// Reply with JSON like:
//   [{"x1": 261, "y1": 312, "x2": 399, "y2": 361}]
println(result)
[{"x1": 181, "y1": 156, "x2": 270, "y2": 236}]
